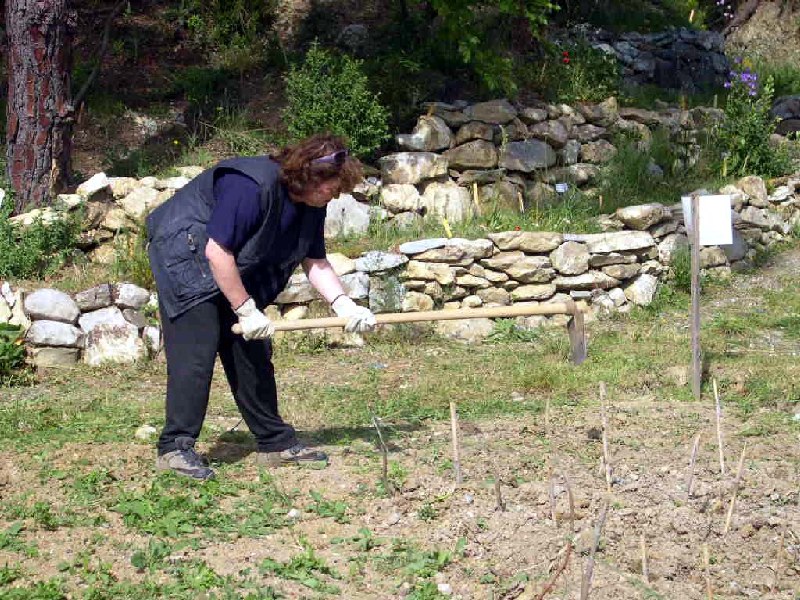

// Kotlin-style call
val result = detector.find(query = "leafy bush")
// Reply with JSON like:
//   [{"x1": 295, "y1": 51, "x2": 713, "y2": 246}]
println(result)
[
  {"x1": 716, "y1": 61, "x2": 791, "y2": 178},
  {"x1": 113, "y1": 225, "x2": 155, "y2": 291},
  {"x1": 536, "y1": 39, "x2": 620, "y2": 103},
  {"x1": 0, "y1": 324, "x2": 27, "y2": 385},
  {"x1": 0, "y1": 201, "x2": 81, "y2": 280},
  {"x1": 283, "y1": 43, "x2": 390, "y2": 158}
]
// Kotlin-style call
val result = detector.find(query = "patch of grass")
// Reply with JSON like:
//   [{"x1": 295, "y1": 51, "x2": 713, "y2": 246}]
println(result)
[
  {"x1": 307, "y1": 490, "x2": 350, "y2": 524},
  {"x1": 0, "y1": 522, "x2": 37, "y2": 556},
  {"x1": 259, "y1": 540, "x2": 341, "y2": 594}
]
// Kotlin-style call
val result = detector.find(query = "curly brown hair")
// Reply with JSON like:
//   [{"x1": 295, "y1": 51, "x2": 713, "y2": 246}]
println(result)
[{"x1": 272, "y1": 133, "x2": 364, "y2": 198}]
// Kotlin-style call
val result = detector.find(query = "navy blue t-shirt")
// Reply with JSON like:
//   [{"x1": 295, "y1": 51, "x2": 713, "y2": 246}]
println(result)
[{"x1": 206, "y1": 169, "x2": 326, "y2": 261}]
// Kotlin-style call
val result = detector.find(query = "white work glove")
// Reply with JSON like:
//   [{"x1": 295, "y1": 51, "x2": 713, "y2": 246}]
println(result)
[
  {"x1": 234, "y1": 298, "x2": 275, "y2": 340},
  {"x1": 331, "y1": 295, "x2": 377, "y2": 333}
]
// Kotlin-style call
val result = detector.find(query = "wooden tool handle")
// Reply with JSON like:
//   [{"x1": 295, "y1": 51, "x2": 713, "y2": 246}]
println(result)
[{"x1": 232, "y1": 301, "x2": 579, "y2": 334}]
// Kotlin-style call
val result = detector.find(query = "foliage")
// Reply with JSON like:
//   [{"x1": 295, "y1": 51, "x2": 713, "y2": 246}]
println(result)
[
  {"x1": 596, "y1": 128, "x2": 719, "y2": 211},
  {"x1": 0, "y1": 202, "x2": 81, "y2": 280},
  {"x1": 418, "y1": 0, "x2": 557, "y2": 95},
  {"x1": 259, "y1": 540, "x2": 340, "y2": 594},
  {"x1": 553, "y1": 0, "x2": 701, "y2": 32},
  {"x1": 534, "y1": 38, "x2": 620, "y2": 103},
  {"x1": 749, "y1": 58, "x2": 800, "y2": 100},
  {"x1": 0, "y1": 324, "x2": 27, "y2": 385},
  {"x1": 113, "y1": 225, "x2": 155, "y2": 291},
  {"x1": 715, "y1": 61, "x2": 791, "y2": 178},
  {"x1": 283, "y1": 43, "x2": 390, "y2": 158},
  {"x1": 169, "y1": 0, "x2": 278, "y2": 71}
]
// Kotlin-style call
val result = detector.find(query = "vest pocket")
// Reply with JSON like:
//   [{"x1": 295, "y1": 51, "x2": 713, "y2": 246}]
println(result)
[{"x1": 154, "y1": 224, "x2": 216, "y2": 301}]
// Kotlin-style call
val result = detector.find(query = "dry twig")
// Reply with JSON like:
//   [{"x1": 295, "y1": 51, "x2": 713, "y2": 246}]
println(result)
[
  {"x1": 600, "y1": 383, "x2": 613, "y2": 492},
  {"x1": 687, "y1": 432, "x2": 702, "y2": 498},
  {"x1": 723, "y1": 442, "x2": 748, "y2": 535},
  {"x1": 580, "y1": 499, "x2": 609, "y2": 600},
  {"x1": 713, "y1": 379, "x2": 726, "y2": 476},
  {"x1": 534, "y1": 541, "x2": 574, "y2": 600}
]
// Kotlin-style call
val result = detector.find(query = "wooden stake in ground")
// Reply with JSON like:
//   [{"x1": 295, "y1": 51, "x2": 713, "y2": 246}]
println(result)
[
  {"x1": 703, "y1": 544, "x2": 713, "y2": 600},
  {"x1": 564, "y1": 472, "x2": 576, "y2": 533},
  {"x1": 548, "y1": 471, "x2": 558, "y2": 525},
  {"x1": 723, "y1": 442, "x2": 748, "y2": 536},
  {"x1": 494, "y1": 469, "x2": 505, "y2": 512},
  {"x1": 640, "y1": 534, "x2": 649, "y2": 583},
  {"x1": 599, "y1": 383, "x2": 613, "y2": 492},
  {"x1": 687, "y1": 432, "x2": 702, "y2": 498},
  {"x1": 449, "y1": 402, "x2": 462, "y2": 485},
  {"x1": 690, "y1": 193, "x2": 702, "y2": 401},
  {"x1": 771, "y1": 522, "x2": 786, "y2": 593},
  {"x1": 580, "y1": 499, "x2": 609, "y2": 600},
  {"x1": 713, "y1": 379, "x2": 726, "y2": 476}
]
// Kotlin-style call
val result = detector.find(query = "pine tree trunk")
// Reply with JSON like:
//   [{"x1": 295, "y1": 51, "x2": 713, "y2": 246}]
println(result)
[{"x1": 5, "y1": 0, "x2": 74, "y2": 214}]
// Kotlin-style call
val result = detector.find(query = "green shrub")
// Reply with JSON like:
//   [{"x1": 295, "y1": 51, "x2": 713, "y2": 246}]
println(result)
[
  {"x1": 537, "y1": 38, "x2": 620, "y2": 103},
  {"x1": 0, "y1": 202, "x2": 81, "y2": 280},
  {"x1": 716, "y1": 62, "x2": 791, "y2": 178},
  {"x1": 283, "y1": 43, "x2": 390, "y2": 158},
  {"x1": 0, "y1": 324, "x2": 28, "y2": 385},
  {"x1": 113, "y1": 225, "x2": 155, "y2": 291}
]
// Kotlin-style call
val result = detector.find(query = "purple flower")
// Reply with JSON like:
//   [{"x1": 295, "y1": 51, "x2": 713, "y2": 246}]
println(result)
[{"x1": 724, "y1": 81, "x2": 732, "y2": 89}]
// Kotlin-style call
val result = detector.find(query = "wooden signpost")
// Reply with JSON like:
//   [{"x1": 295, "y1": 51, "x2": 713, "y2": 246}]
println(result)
[{"x1": 681, "y1": 193, "x2": 733, "y2": 400}]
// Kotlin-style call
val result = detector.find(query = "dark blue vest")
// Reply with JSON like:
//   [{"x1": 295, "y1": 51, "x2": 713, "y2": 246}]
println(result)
[{"x1": 146, "y1": 156, "x2": 325, "y2": 319}]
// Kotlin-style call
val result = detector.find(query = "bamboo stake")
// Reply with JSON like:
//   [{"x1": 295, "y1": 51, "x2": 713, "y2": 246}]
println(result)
[
  {"x1": 494, "y1": 469, "x2": 505, "y2": 512},
  {"x1": 713, "y1": 379, "x2": 726, "y2": 476},
  {"x1": 600, "y1": 383, "x2": 613, "y2": 492},
  {"x1": 534, "y1": 541, "x2": 573, "y2": 600},
  {"x1": 564, "y1": 473, "x2": 576, "y2": 533},
  {"x1": 640, "y1": 534, "x2": 649, "y2": 583},
  {"x1": 472, "y1": 182, "x2": 482, "y2": 216},
  {"x1": 703, "y1": 544, "x2": 713, "y2": 600},
  {"x1": 723, "y1": 442, "x2": 747, "y2": 536},
  {"x1": 449, "y1": 402, "x2": 462, "y2": 485},
  {"x1": 687, "y1": 432, "x2": 701, "y2": 498},
  {"x1": 771, "y1": 522, "x2": 786, "y2": 593},
  {"x1": 371, "y1": 412, "x2": 392, "y2": 495},
  {"x1": 580, "y1": 500, "x2": 609, "y2": 600}
]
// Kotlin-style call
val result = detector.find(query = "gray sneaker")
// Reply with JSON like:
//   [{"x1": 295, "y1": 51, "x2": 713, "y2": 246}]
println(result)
[
  {"x1": 256, "y1": 442, "x2": 329, "y2": 467},
  {"x1": 156, "y1": 437, "x2": 215, "y2": 480}
]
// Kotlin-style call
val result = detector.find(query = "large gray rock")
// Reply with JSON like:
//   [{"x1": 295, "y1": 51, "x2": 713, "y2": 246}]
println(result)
[
  {"x1": 624, "y1": 274, "x2": 659, "y2": 305},
  {"x1": 74, "y1": 284, "x2": 113, "y2": 311},
  {"x1": 576, "y1": 231, "x2": 655, "y2": 253},
  {"x1": 498, "y1": 140, "x2": 557, "y2": 172},
  {"x1": 602, "y1": 263, "x2": 641, "y2": 280},
  {"x1": 446, "y1": 238, "x2": 494, "y2": 259},
  {"x1": 541, "y1": 164, "x2": 599, "y2": 186},
  {"x1": 581, "y1": 140, "x2": 617, "y2": 163},
  {"x1": 434, "y1": 318, "x2": 495, "y2": 343},
  {"x1": 369, "y1": 274, "x2": 406, "y2": 313},
  {"x1": 455, "y1": 121, "x2": 495, "y2": 145},
  {"x1": 419, "y1": 181, "x2": 474, "y2": 223},
  {"x1": 399, "y1": 238, "x2": 448, "y2": 255},
  {"x1": 550, "y1": 241, "x2": 590, "y2": 275},
  {"x1": 511, "y1": 283, "x2": 557, "y2": 301},
  {"x1": 616, "y1": 203, "x2": 668, "y2": 230},
  {"x1": 355, "y1": 251, "x2": 408, "y2": 273},
  {"x1": 275, "y1": 274, "x2": 317, "y2": 304},
  {"x1": 518, "y1": 107, "x2": 548, "y2": 124},
  {"x1": 444, "y1": 140, "x2": 498, "y2": 170},
  {"x1": 553, "y1": 272, "x2": 620, "y2": 290},
  {"x1": 402, "y1": 291, "x2": 434, "y2": 312},
  {"x1": 463, "y1": 99, "x2": 517, "y2": 124},
  {"x1": 325, "y1": 194, "x2": 371, "y2": 237},
  {"x1": 721, "y1": 229, "x2": 748, "y2": 262},
  {"x1": 84, "y1": 322, "x2": 146, "y2": 366},
  {"x1": 500, "y1": 256, "x2": 555, "y2": 283},
  {"x1": 396, "y1": 115, "x2": 453, "y2": 152},
  {"x1": 116, "y1": 283, "x2": 150, "y2": 310},
  {"x1": 700, "y1": 247, "x2": 728, "y2": 268},
  {"x1": 119, "y1": 187, "x2": 160, "y2": 219},
  {"x1": 578, "y1": 97, "x2": 619, "y2": 127},
  {"x1": 529, "y1": 120, "x2": 569, "y2": 149},
  {"x1": 26, "y1": 320, "x2": 85, "y2": 348},
  {"x1": 379, "y1": 152, "x2": 448, "y2": 185},
  {"x1": 740, "y1": 206, "x2": 780, "y2": 231},
  {"x1": 29, "y1": 347, "x2": 80, "y2": 368},
  {"x1": 380, "y1": 184, "x2": 420, "y2": 213},
  {"x1": 108, "y1": 177, "x2": 139, "y2": 198},
  {"x1": 487, "y1": 231, "x2": 563, "y2": 253},
  {"x1": 24, "y1": 289, "x2": 80, "y2": 324},
  {"x1": 79, "y1": 306, "x2": 128, "y2": 334},
  {"x1": 403, "y1": 261, "x2": 455, "y2": 285},
  {"x1": 658, "y1": 233, "x2": 689, "y2": 264},
  {"x1": 574, "y1": 124, "x2": 609, "y2": 142},
  {"x1": 737, "y1": 175, "x2": 769, "y2": 208},
  {"x1": 77, "y1": 173, "x2": 111, "y2": 200},
  {"x1": 560, "y1": 139, "x2": 582, "y2": 165}
]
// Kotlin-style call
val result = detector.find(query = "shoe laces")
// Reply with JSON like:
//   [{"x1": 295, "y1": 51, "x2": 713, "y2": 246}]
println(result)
[{"x1": 178, "y1": 447, "x2": 206, "y2": 467}]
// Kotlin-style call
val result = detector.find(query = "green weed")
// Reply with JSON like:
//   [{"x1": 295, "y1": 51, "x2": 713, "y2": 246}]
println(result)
[
  {"x1": 307, "y1": 490, "x2": 350, "y2": 524},
  {"x1": 259, "y1": 540, "x2": 341, "y2": 594}
]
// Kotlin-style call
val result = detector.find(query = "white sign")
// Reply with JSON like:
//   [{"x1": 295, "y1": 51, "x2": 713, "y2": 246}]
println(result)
[
  {"x1": 555, "y1": 182, "x2": 569, "y2": 193},
  {"x1": 681, "y1": 195, "x2": 733, "y2": 246}
]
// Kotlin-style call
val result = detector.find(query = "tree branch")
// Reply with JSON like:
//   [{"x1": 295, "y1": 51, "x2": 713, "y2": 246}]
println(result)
[{"x1": 72, "y1": 0, "x2": 127, "y2": 110}]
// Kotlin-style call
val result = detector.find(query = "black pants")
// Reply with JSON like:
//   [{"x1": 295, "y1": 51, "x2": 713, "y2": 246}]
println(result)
[{"x1": 157, "y1": 295, "x2": 296, "y2": 454}]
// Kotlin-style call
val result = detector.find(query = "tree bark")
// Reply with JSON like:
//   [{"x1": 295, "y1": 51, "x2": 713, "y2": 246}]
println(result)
[{"x1": 6, "y1": 0, "x2": 75, "y2": 213}]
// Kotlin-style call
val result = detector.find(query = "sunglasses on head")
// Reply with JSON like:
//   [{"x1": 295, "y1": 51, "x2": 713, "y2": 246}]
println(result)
[{"x1": 311, "y1": 149, "x2": 348, "y2": 166}]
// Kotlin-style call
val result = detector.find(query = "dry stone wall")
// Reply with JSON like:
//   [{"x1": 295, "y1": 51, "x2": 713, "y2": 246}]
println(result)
[{"x1": 2, "y1": 172, "x2": 798, "y2": 366}]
